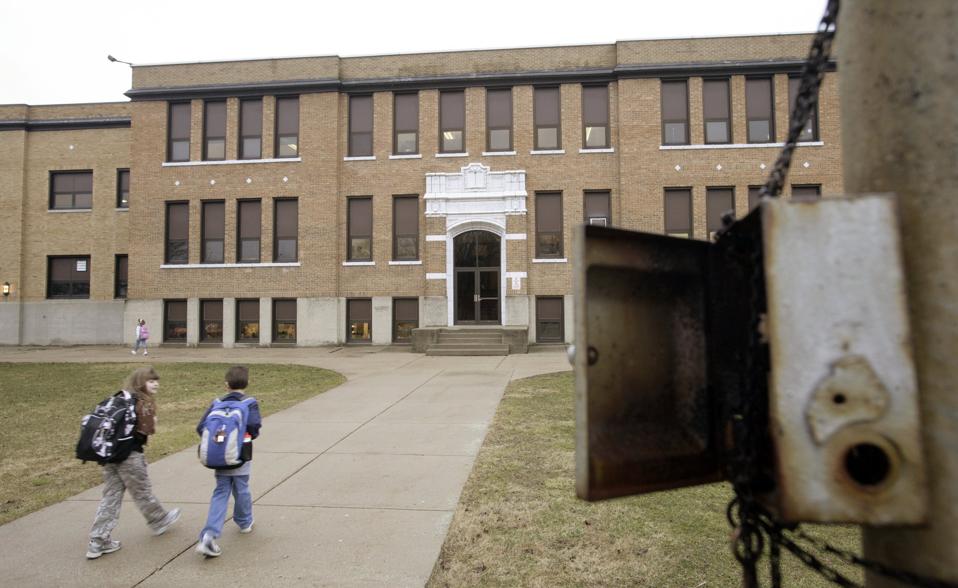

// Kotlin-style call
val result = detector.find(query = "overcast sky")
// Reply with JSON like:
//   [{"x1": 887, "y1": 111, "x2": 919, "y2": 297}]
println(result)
[{"x1": 1, "y1": 0, "x2": 828, "y2": 105}]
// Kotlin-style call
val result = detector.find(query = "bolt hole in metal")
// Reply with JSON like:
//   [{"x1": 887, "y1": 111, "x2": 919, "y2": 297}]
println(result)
[
  {"x1": 832, "y1": 393, "x2": 847, "y2": 405},
  {"x1": 844, "y1": 443, "x2": 892, "y2": 488}
]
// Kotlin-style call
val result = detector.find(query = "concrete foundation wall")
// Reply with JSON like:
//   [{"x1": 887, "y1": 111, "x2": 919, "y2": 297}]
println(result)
[
  {"x1": 564, "y1": 294, "x2": 575, "y2": 344},
  {"x1": 0, "y1": 304, "x2": 22, "y2": 345},
  {"x1": 422, "y1": 296, "x2": 447, "y2": 327},
  {"x1": 372, "y1": 296, "x2": 391, "y2": 345},
  {"x1": 21, "y1": 301, "x2": 125, "y2": 345},
  {"x1": 298, "y1": 297, "x2": 340, "y2": 345},
  {"x1": 504, "y1": 295, "x2": 530, "y2": 328},
  {"x1": 123, "y1": 299, "x2": 162, "y2": 346}
]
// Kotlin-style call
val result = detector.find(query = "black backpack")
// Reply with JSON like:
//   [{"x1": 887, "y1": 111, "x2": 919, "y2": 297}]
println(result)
[{"x1": 76, "y1": 391, "x2": 137, "y2": 464}]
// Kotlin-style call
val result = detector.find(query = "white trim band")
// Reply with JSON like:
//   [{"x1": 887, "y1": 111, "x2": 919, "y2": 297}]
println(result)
[
  {"x1": 342, "y1": 261, "x2": 375, "y2": 266},
  {"x1": 388, "y1": 260, "x2": 423, "y2": 265},
  {"x1": 161, "y1": 262, "x2": 301, "y2": 269},
  {"x1": 505, "y1": 233, "x2": 527, "y2": 240},
  {"x1": 579, "y1": 147, "x2": 615, "y2": 154},
  {"x1": 481, "y1": 151, "x2": 517, "y2": 156},
  {"x1": 435, "y1": 152, "x2": 469, "y2": 158},
  {"x1": 426, "y1": 235, "x2": 448, "y2": 242},
  {"x1": 389, "y1": 154, "x2": 423, "y2": 160},
  {"x1": 530, "y1": 149, "x2": 565, "y2": 155},
  {"x1": 659, "y1": 141, "x2": 824, "y2": 151},
  {"x1": 426, "y1": 273, "x2": 448, "y2": 280},
  {"x1": 162, "y1": 157, "x2": 301, "y2": 167},
  {"x1": 533, "y1": 258, "x2": 568, "y2": 263},
  {"x1": 343, "y1": 156, "x2": 376, "y2": 161}
]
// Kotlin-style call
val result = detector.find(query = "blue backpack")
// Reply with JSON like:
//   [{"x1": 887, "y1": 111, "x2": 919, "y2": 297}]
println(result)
[{"x1": 198, "y1": 397, "x2": 256, "y2": 469}]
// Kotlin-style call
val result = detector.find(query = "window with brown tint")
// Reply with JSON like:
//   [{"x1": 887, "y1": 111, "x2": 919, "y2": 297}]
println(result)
[
  {"x1": 116, "y1": 169, "x2": 129, "y2": 208},
  {"x1": 200, "y1": 299, "x2": 223, "y2": 342},
  {"x1": 534, "y1": 87, "x2": 560, "y2": 150},
  {"x1": 274, "y1": 198, "x2": 298, "y2": 262},
  {"x1": 201, "y1": 200, "x2": 225, "y2": 263},
  {"x1": 50, "y1": 171, "x2": 92, "y2": 210},
  {"x1": 392, "y1": 298, "x2": 418, "y2": 343},
  {"x1": 746, "y1": 78, "x2": 774, "y2": 143},
  {"x1": 167, "y1": 102, "x2": 191, "y2": 162},
  {"x1": 114, "y1": 255, "x2": 128, "y2": 299},
  {"x1": 584, "y1": 190, "x2": 611, "y2": 226},
  {"x1": 439, "y1": 90, "x2": 465, "y2": 153},
  {"x1": 394, "y1": 93, "x2": 419, "y2": 155},
  {"x1": 535, "y1": 192, "x2": 563, "y2": 258},
  {"x1": 275, "y1": 97, "x2": 299, "y2": 158},
  {"x1": 392, "y1": 196, "x2": 418, "y2": 261},
  {"x1": 348, "y1": 197, "x2": 372, "y2": 261},
  {"x1": 236, "y1": 299, "x2": 260, "y2": 342},
  {"x1": 791, "y1": 184, "x2": 822, "y2": 201},
  {"x1": 347, "y1": 298, "x2": 372, "y2": 342},
  {"x1": 748, "y1": 186, "x2": 763, "y2": 211},
  {"x1": 486, "y1": 88, "x2": 512, "y2": 151},
  {"x1": 706, "y1": 187, "x2": 735, "y2": 238},
  {"x1": 536, "y1": 297, "x2": 564, "y2": 342},
  {"x1": 349, "y1": 95, "x2": 373, "y2": 157},
  {"x1": 703, "y1": 79, "x2": 731, "y2": 144},
  {"x1": 164, "y1": 300, "x2": 187, "y2": 341},
  {"x1": 239, "y1": 99, "x2": 263, "y2": 159},
  {"x1": 47, "y1": 256, "x2": 90, "y2": 299},
  {"x1": 237, "y1": 200, "x2": 261, "y2": 263},
  {"x1": 273, "y1": 299, "x2": 297, "y2": 342},
  {"x1": 661, "y1": 80, "x2": 689, "y2": 145},
  {"x1": 203, "y1": 101, "x2": 226, "y2": 160},
  {"x1": 582, "y1": 85, "x2": 609, "y2": 149},
  {"x1": 165, "y1": 202, "x2": 189, "y2": 264},
  {"x1": 789, "y1": 77, "x2": 819, "y2": 141},
  {"x1": 664, "y1": 188, "x2": 692, "y2": 238}
]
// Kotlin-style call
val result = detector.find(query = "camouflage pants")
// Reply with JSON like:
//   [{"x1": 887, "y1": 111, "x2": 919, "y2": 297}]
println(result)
[{"x1": 88, "y1": 451, "x2": 168, "y2": 544}]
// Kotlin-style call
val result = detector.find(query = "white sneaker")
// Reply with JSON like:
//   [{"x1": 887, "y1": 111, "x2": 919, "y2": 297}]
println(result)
[
  {"x1": 152, "y1": 508, "x2": 180, "y2": 536},
  {"x1": 143, "y1": 351, "x2": 148, "y2": 356},
  {"x1": 86, "y1": 539, "x2": 121, "y2": 559},
  {"x1": 239, "y1": 520, "x2": 254, "y2": 534},
  {"x1": 196, "y1": 533, "x2": 221, "y2": 557},
  {"x1": 131, "y1": 350, "x2": 136, "y2": 355}
]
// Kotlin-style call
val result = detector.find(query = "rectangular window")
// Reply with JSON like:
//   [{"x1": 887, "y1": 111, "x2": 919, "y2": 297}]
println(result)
[
  {"x1": 165, "y1": 202, "x2": 189, "y2": 264},
  {"x1": 536, "y1": 296, "x2": 564, "y2": 343},
  {"x1": 237, "y1": 200, "x2": 261, "y2": 263},
  {"x1": 200, "y1": 299, "x2": 223, "y2": 342},
  {"x1": 50, "y1": 171, "x2": 93, "y2": 210},
  {"x1": 236, "y1": 299, "x2": 260, "y2": 342},
  {"x1": 273, "y1": 299, "x2": 297, "y2": 342},
  {"x1": 393, "y1": 93, "x2": 419, "y2": 155},
  {"x1": 239, "y1": 98, "x2": 263, "y2": 159},
  {"x1": 486, "y1": 88, "x2": 512, "y2": 152},
  {"x1": 167, "y1": 102, "x2": 191, "y2": 162},
  {"x1": 164, "y1": 299, "x2": 187, "y2": 342},
  {"x1": 535, "y1": 192, "x2": 563, "y2": 258},
  {"x1": 789, "y1": 77, "x2": 820, "y2": 141},
  {"x1": 703, "y1": 79, "x2": 731, "y2": 144},
  {"x1": 392, "y1": 297, "x2": 418, "y2": 343},
  {"x1": 748, "y1": 185, "x2": 764, "y2": 211},
  {"x1": 347, "y1": 298, "x2": 372, "y2": 343},
  {"x1": 534, "y1": 87, "x2": 561, "y2": 150},
  {"x1": 203, "y1": 101, "x2": 226, "y2": 160},
  {"x1": 661, "y1": 80, "x2": 689, "y2": 145},
  {"x1": 582, "y1": 85, "x2": 609, "y2": 149},
  {"x1": 439, "y1": 90, "x2": 465, "y2": 153},
  {"x1": 201, "y1": 200, "x2": 225, "y2": 263},
  {"x1": 274, "y1": 198, "x2": 298, "y2": 262},
  {"x1": 706, "y1": 187, "x2": 735, "y2": 239},
  {"x1": 664, "y1": 188, "x2": 692, "y2": 238},
  {"x1": 116, "y1": 169, "x2": 129, "y2": 208},
  {"x1": 393, "y1": 196, "x2": 418, "y2": 261},
  {"x1": 791, "y1": 184, "x2": 822, "y2": 201},
  {"x1": 47, "y1": 256, "x2": 90, "y2": 299},
  {"x1": 349, "y1": 95, "x2": 373, "y2": 157},
  {"x1": 348, "y1": 197, "x2": 372, "y2": 261},
  {"x1": 114, "y1": 254, "x2": 128, "y2": 299},
  {"x1": 275, "y1": 96, "x2": 299, "y2": 158},
  {"x1": 584, "y1": 190, "x2": 611, "y2": 226},
  {"x1": 746, "y1": 78, "x2": 774, "y2": 143}
]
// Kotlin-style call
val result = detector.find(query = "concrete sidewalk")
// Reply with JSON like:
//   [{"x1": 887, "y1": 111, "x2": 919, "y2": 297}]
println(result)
[{"x1": 0, "y1": 345, "x2": 571, "y2": 587}]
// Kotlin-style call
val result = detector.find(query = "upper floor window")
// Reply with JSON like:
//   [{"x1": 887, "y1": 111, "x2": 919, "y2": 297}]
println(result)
[
  {"x1": 275, "y1": 96, "x2": 299, "y2": 158},
  {"x1": 582, "y1": 85, "x2": 609, "y2": 149},
  {"x1": 114, "y1": 254, "x2": 128, "y2": 299},
  {"x1": 167, "y1": 102, "x2": 191, "y2": 162},
  {"x1": 237, "y1": 199, "x2": 261, "y2": 263},
  {"x1": 203, "y1": 101, "x2": 226, "y2": 160},
  {"x1": 486, "y1": 88, "x2": 513, "y2": 152},
  {"x1": 393, "y1": 93, "x2": 419, "y2": 155},
  {"x1": 274, "y1": 198, "x2": 298, "y2": 262},
  {"x1": 349, "y1": 95, "x2": 373, "y2": 157},
  {"x1": 703, "y1": 79, "x2": 731, "y2": 144},
  {"x1": 746, "y1": 78, "x2": 774, "y2": 143},
  {"x1": 47, "y1": 256, "x2": 90, "y2": 299},
  {"x1": 584, "y1": 190, "x2": 611, "y2": 226},
  {"x1": 661, "y1": 80, "x2": 689, "y2": 145},
  {"x1": 791, "y1": 184, "x2": 822, "y2": 201},
  {"x1": 535, "y1": 192, "x2": 563, "y2": 258},
  {"x1": 201, "y1": 200, "x2": 225, "y2": 264},
  {"x1": 439, "y1": 90, "x2": 465, "y2": 153},
  {"x1": 664, "y1": 188, "x2": 692, "y2": 238},
  {"x1": 789, "y1": 77, "x2": 819, "y2": 142},
  {"x1": 534, "y1": 87, "x2": 561, "y2": 150},
  {"x1": 706, "y1": 187, "x2": 735, "y2": 239},
  {"x1": 165, "y1": 202, "x2": 189, "y2": 264},
  {"x1": 347, "y1": 197, "x2": 373, "y2": 261},
  {"x1": 393, "y1": 195, "x2": 418, "y2": 261},
  {"x1": 116, "y1": 169, "x2": 129, "y2": 209},
  {"x1": 50, "y1": 171, "x2": 92, "y2": 210},
  {"x1": 239, "y1": 98, "x2": 263, "y2": 159}
]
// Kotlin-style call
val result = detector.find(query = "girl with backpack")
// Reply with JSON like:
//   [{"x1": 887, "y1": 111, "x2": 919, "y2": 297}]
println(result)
[{"x1": 132, "y1": 319, "x2": 150, "y2": 356}]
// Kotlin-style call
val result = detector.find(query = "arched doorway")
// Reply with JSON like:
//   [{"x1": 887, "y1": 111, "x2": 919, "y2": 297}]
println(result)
[{"x1": 453, "y1": 230, "x2": 500, "y2": 324}]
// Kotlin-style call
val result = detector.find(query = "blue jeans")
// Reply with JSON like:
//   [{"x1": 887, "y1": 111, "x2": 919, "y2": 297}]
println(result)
[
  {"x1": 200, "y1": 474, "x2": 252, "y2": 540},
  {"x1": 133, "y1": 338, "x2": 148, "y2": 352}
]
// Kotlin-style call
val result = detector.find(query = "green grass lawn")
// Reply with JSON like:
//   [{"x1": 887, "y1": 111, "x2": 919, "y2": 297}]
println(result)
[
  {"x1": 428, "y1": 371, "x2": 863, "y2": 587},
  {"x1": 0, "y1": 362, "x2": 344, "y2": 526}
]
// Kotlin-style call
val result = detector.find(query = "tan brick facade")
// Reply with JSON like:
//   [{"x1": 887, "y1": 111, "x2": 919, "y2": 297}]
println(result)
[{"x1": 0, "y1": 34, "x2": 842, "y2": 346}]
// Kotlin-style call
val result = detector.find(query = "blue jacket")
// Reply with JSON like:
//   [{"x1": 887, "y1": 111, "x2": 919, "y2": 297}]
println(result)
[{"x1": 195, "y1": 391, "x2": 262, "y2": 439}]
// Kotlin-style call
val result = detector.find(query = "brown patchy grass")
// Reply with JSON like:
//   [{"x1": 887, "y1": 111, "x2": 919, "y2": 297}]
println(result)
[
  {"x1": 0, "y1": 362, "x2": 344, "y2": 526},
  {"x1": 428, "y1": 371, "x2": 862, "y2": 587}
]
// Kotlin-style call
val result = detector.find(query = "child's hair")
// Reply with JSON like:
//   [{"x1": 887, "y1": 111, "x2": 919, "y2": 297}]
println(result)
[
  {"x1": 226, "y1": 366, "x2": 249, "y2": 390},
  {"x1": 124, "y1": 366, "x2": 160, "y2": 394}
]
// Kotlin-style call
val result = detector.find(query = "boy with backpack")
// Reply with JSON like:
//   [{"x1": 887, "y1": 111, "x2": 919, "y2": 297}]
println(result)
[{"x1": 195, "y1": 365, "x2": 261, "y2": 557}]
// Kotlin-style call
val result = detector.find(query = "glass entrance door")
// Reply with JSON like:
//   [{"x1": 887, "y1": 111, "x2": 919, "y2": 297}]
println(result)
[{"x1": 453, "y1": 231, "x2": 501, "y2": 324}]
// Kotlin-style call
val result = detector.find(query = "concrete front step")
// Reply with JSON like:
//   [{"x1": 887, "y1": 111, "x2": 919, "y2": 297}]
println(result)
[
  {"x1": 436, "y1": 336, "x2": 504, "y2": 343},
  {"x1": 426, "y1": 345, "x2": 510, "y2": 356}
]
